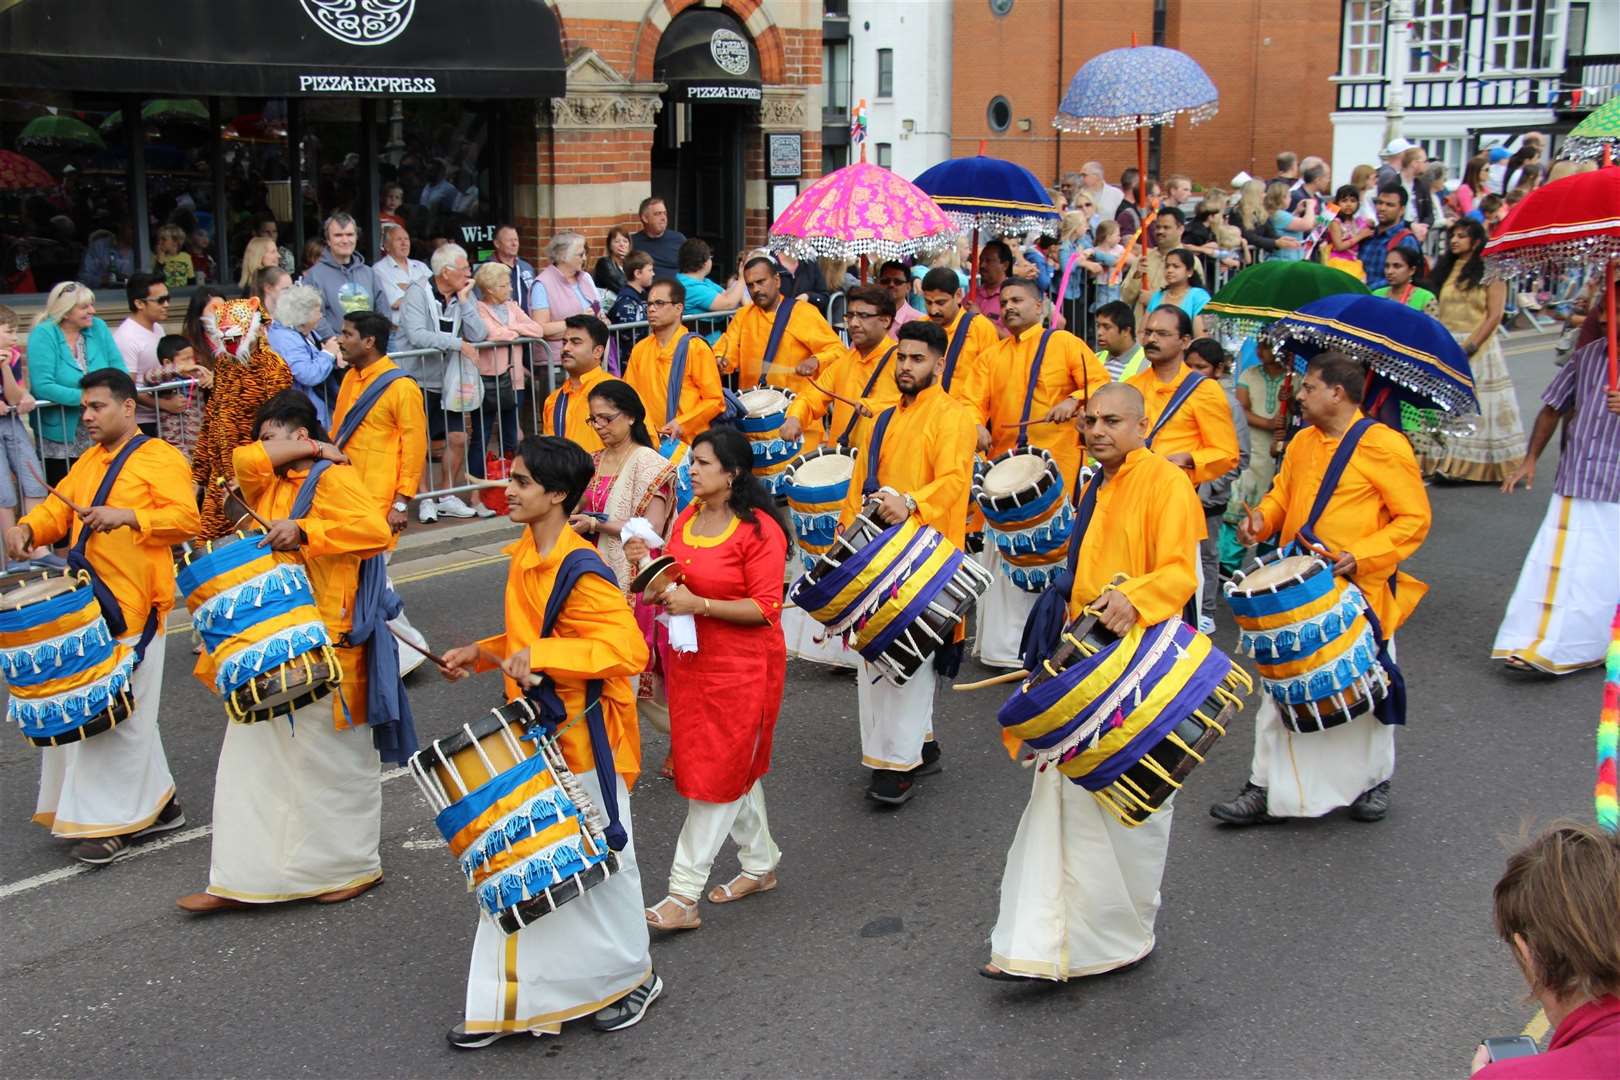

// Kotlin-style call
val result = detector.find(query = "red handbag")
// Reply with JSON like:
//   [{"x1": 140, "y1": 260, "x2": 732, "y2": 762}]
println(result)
[{"x1": 480, "y1": 452, "x2": 511, "y2": 513}]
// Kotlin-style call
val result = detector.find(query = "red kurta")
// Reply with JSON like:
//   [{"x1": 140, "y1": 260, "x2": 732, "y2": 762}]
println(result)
[{"x1": 659, "y1": 506, "x2": 788, "y2": 803}]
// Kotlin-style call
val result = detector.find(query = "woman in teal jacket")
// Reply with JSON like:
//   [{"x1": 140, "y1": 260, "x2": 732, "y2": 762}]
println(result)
[{"x1": 25, "y1": 282, "x2": 126, "y2": 481}]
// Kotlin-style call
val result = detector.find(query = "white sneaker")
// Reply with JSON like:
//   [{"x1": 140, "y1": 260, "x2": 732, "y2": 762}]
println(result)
[
  {"x1": 1197, "y1": 615, "x2": 1216, "y2": 636},
  {"x1": 435, "y1": 495, "x2": 479, "y2": 519},
  {"x1": 418, "y1": 499, "x2": 439, "y2": 524},
  {"x1": 471, "y1": 500, "x2": 496, "y2": 518}
]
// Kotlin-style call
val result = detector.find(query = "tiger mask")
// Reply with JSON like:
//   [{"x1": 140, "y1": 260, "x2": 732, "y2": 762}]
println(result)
[{"x1": 200, "y1": 296, "x2": 266, "y2": 363}]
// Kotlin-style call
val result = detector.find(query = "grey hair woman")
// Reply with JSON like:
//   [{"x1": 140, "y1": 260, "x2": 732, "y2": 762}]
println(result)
[{"x1": 266, "y1": 283, "x2": 340, "y2": 423}]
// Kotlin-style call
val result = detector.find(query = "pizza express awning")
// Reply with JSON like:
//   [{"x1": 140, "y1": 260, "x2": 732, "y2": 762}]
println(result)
[
  {"x1": 0, "y1": 0, "x2": 566, "y2": 99},
  {"x1": 654, "y1": 9, "x2": 763, "y2": 105}
]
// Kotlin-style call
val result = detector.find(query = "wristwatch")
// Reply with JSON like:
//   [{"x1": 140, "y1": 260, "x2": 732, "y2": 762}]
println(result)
[
  {"x1": 903, "y1": 494, "x2": 918, "y2": 516},
  {"x1": 392, "y1": 499, "x2": 409, "y2": 513}
]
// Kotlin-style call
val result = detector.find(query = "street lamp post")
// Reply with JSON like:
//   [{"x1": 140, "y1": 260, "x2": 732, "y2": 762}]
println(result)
[{"x1": 1383, "y1": 0, "x2": 1413, "y2": 146}]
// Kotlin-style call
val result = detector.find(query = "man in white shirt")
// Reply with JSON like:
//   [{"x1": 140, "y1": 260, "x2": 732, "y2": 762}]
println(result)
[
  {"x1": 110, "y1": 273, "x2": 168, "y2": 436},
  {"x1": 1080, "y1": 161, "x2": 1124, "y2": 220}
]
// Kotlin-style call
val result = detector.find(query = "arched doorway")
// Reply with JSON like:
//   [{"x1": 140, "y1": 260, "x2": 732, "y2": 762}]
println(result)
[{"x1": 650, "y1": 8, "x2": 762, "y2": 277}]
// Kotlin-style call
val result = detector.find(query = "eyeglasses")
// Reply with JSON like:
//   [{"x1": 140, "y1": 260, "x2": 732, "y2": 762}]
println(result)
[
  {"x1": 586, "y1": 411, "x2": 623, "y2": 427},
  {"x1": 145, "y1": 295, "x2": 171, "y2": 305},
  {"x1": 847, "y1": 309, "x2": 885, "y2": 321},
  {"x1": 646, "y1": 299, "x2": 678, "y2": 309},
  {"x1": 878, "y1": 278, "x2": 908, "y2": 287}
]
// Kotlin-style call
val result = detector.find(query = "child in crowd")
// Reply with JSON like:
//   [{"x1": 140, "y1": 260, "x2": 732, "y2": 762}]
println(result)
[
  {"x1": 0, "y1": 305, "x2": 59, "y2": 569},
  {"x1": 148, "y1": 333, "x2": 209, "y2": 459},
  {"x1": 154, "y1": 225, "x2": 195, "y2": 288},
  {"x1": 1324, "y1": 184, "x2": 1371, "y2": 279},
  {"x1": 1086, "y1": 220, "x2": 1125, "y2": 310}
]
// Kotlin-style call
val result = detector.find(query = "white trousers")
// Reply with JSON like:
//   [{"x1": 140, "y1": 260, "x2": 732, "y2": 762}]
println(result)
[
  {"x1": 1492, "y1": 494, "x2": 1620, "y2": 674},
  {"x1": 856, "y1": 661, "x2": 935, "y2": 770},
  {"x1": 990, "y1": 766, "x2": 1173, "y2": 980},
  {"x1": 207, "y1": 701, "x2": 382, "y2": 901},
  {"x1": 463, "y1": 774, "x2": 651, "y2": 1036},
  {"x1": 667, "y1": 780, "x2": 780, "y2": 900},
  {"x1": 1248, "y1": 697, "x2": 1396, "y2": 817},
  {"x1": 34, "y1": 632, "x2": 174, "y2": 838},
  {"x1": 977, "y1": 554, "x2": 1036, "y2": 670}
]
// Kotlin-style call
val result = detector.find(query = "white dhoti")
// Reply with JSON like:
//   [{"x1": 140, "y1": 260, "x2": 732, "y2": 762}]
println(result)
[
  {"x1": 991, "y1": 766, "x2": 1172, "y2": 980},
  {"x1": 856, "y1": 662, "x2": 935, "y2": 770},
  {"x1": 1248, "y1": 697, "x2": 1396, "y2": 817},
  {"x1": 33, "y1": 631, "x2": 175, "y2": 839},
  {"x1": 667, "y1": 780, "x2": 781, "y2": 899},
  {"x1": 206, "y1": 699, "x2": 382, "y2": 901},
  {"x1": 977, "y1": 552, "x2": 1037, "y2": 670},
  {"x1": 463, "y1": 774, "x2": 651, "y2": 1036},
  {"x1": 1492, "y1": 494, "x2": 1620, "y2": 674},
  {"x1": 781, "y1": 602, "x2": 859, "y2": 669}
]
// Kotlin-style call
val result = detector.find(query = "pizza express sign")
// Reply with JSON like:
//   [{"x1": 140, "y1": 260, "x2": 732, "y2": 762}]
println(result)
[{"x1": 673, "y1": 28, "x2": 762, "y2": 103}]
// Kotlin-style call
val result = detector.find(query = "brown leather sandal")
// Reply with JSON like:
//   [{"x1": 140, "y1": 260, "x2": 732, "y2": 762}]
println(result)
[
  {"x1": 644, "y1": 894, "x2": 701, "y2": 930},
  {"x1": 707, "y1": 869, "x2": 777, "y2": 904}
]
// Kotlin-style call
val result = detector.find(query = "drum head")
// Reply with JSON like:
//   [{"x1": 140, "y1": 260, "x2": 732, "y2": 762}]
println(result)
[
  {"x1": 741, "y1": 388, "x2": 790, "y2": 417},
  {"x1": 0, "y1": 574, "x2": 83, "y2": 610},
  {"x1": 1242, "y1": 555, "x2": 1321, "y2": 592},
  {"x1": 795, "y1": 450, "x2": 855, "y2": 487},
  {"x1": 981, "y1": 453, "x2": 1048, "y2": 498},
  {"x1": 417, "y1": 699, "x2": 543, "y2": 798}
]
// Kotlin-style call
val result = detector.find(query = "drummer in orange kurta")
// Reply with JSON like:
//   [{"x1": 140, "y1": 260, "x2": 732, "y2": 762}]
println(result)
[
  {"x1": 713, "y1": 256, "x2": 844, "y2": 396},
  {"x1": 541, "y1": 319, "x2": 613, "y2": 453},
  {"x1": 786, "y1": 285, "x2": 899, "y2": 452},
  {"x1": 623, "y1": 279, "x2": 725, "y2": 444},
  {"x1": 922, "y1": 265, "x2": 1002, "y2": 408},
  {"x1": 1125, "y1": 306, "x2": 1240, "y2": 486}
]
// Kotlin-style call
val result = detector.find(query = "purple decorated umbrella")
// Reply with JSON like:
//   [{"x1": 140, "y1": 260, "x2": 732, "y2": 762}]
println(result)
[{"x1": 767, "y1": 162, "x2": 958, "y2": 267}]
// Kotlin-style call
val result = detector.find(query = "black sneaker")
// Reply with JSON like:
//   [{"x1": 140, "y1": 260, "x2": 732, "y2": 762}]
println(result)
[
  {"x1": 1348, "y1": 780, "x2": 1391, "y2": 822},
  {"x1": 1209, "y1": 782, "x2": 1279, "y2": 826},
  {"x1": 866, "y1": 769, "x2": 916, "y2": 806},
  {"x1": 446, "y1": 1024, "x2": 510, "y2": 1050},
  {"x1": 593, "y1": 972, "x2": 662, "y2": 1032},
  {"x1": 913, "y1": 740, "x2": 943, "y2": 777},
  {"x1": 134, "y1": 797, "x2": 185, "y2": 838},
  {"x1": 69, "y1": 834, "x2": 133, "y2": 865}
]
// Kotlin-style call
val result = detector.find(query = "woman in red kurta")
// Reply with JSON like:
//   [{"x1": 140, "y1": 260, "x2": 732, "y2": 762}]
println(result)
[{"x1": 625, "y1": 428, "x2": 789, "y2": 932}]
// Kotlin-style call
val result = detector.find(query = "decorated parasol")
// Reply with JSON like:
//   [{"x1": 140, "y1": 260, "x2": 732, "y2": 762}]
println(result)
[
  {"x1": 1559, "y1": 97, "x2": 1620, "y2": 162},
  {"x1": 18, "y1": 114, "x2": 104, "y2": 153},
  {"x1": 767, "y1": 161, "x2": 957, "y2": 263},
  {"x1": 1205, "y1": 260, "x2": 1371, "y2": 335},
  {"x1": 1265, "y1": 293, "x2": 1477, "y2": 428},
  {"x1": 0, "y1": 150, "x2": 54, "y2": 191},
  {"x1": 913, "y1": 154, "x2": 1060, "y2": 236},
  {"x1": 1483, "y1": 163, "x2": 1620, "y2": 388}
]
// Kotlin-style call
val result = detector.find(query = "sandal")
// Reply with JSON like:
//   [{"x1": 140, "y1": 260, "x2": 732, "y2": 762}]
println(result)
[
  {"x1": 978, "y1": 963, "x2": 1039, "y2": 982},
  {"x1": 659, "y1": 754, "x2": 675, "y2": 781},
  {"x1": 707, "y1": 869, "x2": 777, "y2": 904},
  {"x1": 644, "y1": 894, "x2": 701, "y2": 931},
  {"x1": 1502, "y1": 656, "x2": 1543, "y2": 675}
]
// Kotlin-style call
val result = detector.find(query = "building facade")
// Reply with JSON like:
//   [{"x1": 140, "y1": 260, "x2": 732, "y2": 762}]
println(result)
[
  {"x1": 821, "y1": 0, "x2": 954, "y2": 179},
  {"x1": 949, "y1": 0, "x2": 1342, "y2": 196}
]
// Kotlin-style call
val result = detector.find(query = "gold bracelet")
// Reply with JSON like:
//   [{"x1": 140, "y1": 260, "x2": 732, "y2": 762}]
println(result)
[{"x1": 704, "y1": 598, "x2": 711, "y2": 616}]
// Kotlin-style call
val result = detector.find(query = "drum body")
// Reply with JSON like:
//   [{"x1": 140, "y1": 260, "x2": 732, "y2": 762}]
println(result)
[
  {"x1": 997, "y1": 615, "x2": 1254, "y2": 826},
  {"x1": 783, "y1": 446, "x2": 857, "y2": 571},
  {"x1": 787, "y1": 509, "x2": 992, "y2": 685},
  {"x1": 408, "y1": 699, "x2": 618, "y2": 935},
  {"x1": 972, "y1": 448, "x2": 1075, "y2": 593},
  {"x1": 0, "y1": 572, "x2": 135, "y2": 747},
  {"x1": 659, "y1": 438, "x2": 694, "y2": 514},
  {"x1": 1224, "y1": 553, "x2": 1390, "y2": 733},
  {"x1": 177, "y1": 532, "x2": 342, "y2": 723},
  {"x1": 736, "y1": 388, "x2": 801, "y2": 495}
]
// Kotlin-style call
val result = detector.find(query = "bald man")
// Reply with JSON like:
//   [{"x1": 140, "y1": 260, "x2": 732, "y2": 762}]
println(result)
[{"x1": 985, "y1": 382, "x2": 1205, "y2": 984}]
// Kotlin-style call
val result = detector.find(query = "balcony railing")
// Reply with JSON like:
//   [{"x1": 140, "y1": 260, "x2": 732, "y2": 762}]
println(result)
[
  {"x1": 1335, "y1": 72, "x2": 1562, "y2": 113},
  {"x1": 1561, "y1": 52, "x2": 1620, "y2": 111}
]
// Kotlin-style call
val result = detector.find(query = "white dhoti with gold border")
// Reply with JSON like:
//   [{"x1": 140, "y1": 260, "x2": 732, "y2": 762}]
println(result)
[
  {"x1": 976, "y1": 551, "x2": 1037, "y2": 670},
  {"x1": 206, "y1": 699, "x2": 382, "y2": 901},
  {"x1": 464, "y1": 773, "x2": 652, "y2": 1036},
  {"x1": 1492, "y1": 494, "x2": 1620, "y2": 674},
  {"x1": 856, "y1": 662, "x2": 936, "y2": 770},
  {"x1": 991, "y1": 765, "x2": 1171, "y2": 980},
  {"x1": 781, "y1": 602, "x2": 859, "y2": 669},
  {"x1": 33, "y1": 631, "x2": 175, "y2": 839},
  {"x1": 1248, "y1": 698, "x2": 1397, "y2": 818}
]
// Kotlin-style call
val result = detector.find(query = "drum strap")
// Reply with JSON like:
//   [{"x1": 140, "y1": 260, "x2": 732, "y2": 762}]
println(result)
[
  {"x1": 837, "y1": 346, "x2": 896, "y2": 447},
  {"x1": 292, "y1": 460, "x2": 421, "y2": 762},
  {"x1": 334, "y1": 368, "x2": 415, "y2": 450},
  {"x1": 1145, "y1": 371, "x2": 1208, "y2": 447},
  {"x1": 69, "y1": 434, "x2": 160, "y2": 664},
  {"x1": 1015, "y1": 330, "x2": 1057, "y2": 450},
  {"x1": 756, "y1": 296, "x2": 799, "y2": 388},
  {"x1": 663, "y1": 332, "x2": 693, "y2": 427},
  {"x1": 530, "y1": 547, "x2": 629, "y2": 851},
  {"x1": 1018, "y1": 468, "x2": 1104, "y2": 672},
  {"x1": 860, "y1": 406, "x2": 898, "y2": 497},
  {"x1": 941, "y1": 312, "x2": 978, "y2": 392}
]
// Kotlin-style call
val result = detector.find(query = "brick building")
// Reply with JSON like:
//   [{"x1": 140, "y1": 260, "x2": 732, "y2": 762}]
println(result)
[{"x1": 949, "y1": 0, "x2": 1341, "y2": 193}]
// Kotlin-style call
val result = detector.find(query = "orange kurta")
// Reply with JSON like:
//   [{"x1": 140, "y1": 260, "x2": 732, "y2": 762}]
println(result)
[
  {"x1": 475, "y1": 527, "x2": 648, "y2": 788},
  {"x1": 540, "y1": 365, "x2": 611, "y2": 453},
  {"x1": 1255, "y1": 413, "x2": 1432, "y2": 636},
  {"x1": 1125, "y1": 360, "x2": 1241, "y2": 486},
  {"x1": 329, "y1": 356, "x2": 429, "y2": 543},
  {"x1": 218, "y1": 442, "x2": 394, "y2": 729},
  {"x1": 623, "y1": 328, "x2": 724, "y2": 439},
  {"x1": 976, "y1": 325, "x2": 1110, "y2": 489},
  {"x1": 939, "y1": 308, "x2": 1001, "y2": 408},
  {"x1": 20, "y1": 434, "x2": 199, "y2": 633},
  {"x1": 838, "y1": 382, "x2": 978, "y2": 551},
  {"x1": 788, "y1": 336, "x2": 899, "y2": 450},
  {"x1": 713, "y1": 297, "x2": 845, "y2": 394}
]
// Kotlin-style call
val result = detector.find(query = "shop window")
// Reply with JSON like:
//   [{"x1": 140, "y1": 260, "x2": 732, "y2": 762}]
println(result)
[
  {"x1": 876, "y1": 142, "x2": 892, "y2": 169},
  {"x1": 140, "y1": 99, "x2": 220, "y2": 288},
  {"x1": 218, "y1": 98, "x2": 292, "y2": 288},
  {"x1": 986, "y1": 96, "x2": 1012, "y2": 133},
  {"x1": 876, "y1": 49, "x2": 894, "y2": 100},
  {"x1": 394, "y1": 99, "x2": 501, "y2": 263}
]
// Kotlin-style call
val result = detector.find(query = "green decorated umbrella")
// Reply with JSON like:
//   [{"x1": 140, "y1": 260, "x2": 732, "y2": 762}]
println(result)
[
  {"x1": 18, "y1": 114, "x2": 104, "y2": 152},
  {"x1": 1560, "y1": 96, "x2": 1620, "y2": 162},
  {"x1": 1204, "y1": 260, "x2": 1371, "y2": 335}
]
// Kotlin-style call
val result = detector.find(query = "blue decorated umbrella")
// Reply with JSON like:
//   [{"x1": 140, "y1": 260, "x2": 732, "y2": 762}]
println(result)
[
  {"x1": 912, "y1": 154, "x2": 1060, "y2": 236},
  {"x1": 1265, "y1": 293, "x2": 1478, "y2": 432}
]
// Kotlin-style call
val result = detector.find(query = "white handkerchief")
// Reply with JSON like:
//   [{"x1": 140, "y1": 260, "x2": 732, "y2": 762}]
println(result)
[{"x1": 627, "y1": 518, "x2": 698, "y2": 653}]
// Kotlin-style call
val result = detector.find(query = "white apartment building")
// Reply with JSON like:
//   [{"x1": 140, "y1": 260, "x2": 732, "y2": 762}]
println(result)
[{"x1": 823, "y1": 0, "x2": 953, "y2": 180}]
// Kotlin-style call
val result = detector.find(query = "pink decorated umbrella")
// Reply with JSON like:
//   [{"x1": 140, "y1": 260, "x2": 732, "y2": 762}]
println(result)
[{"x1": 767, "y1": 162, "x2": 958, "y2": 265}]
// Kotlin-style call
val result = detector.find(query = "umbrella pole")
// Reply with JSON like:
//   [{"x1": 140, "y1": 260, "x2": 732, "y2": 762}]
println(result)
[
  {"x1": 970, "y1": 226, "x2": 980, "y2": 302},
  {"x1": 860, "y1": 254, "x2": 869, "y2": 286},
  {"x1": 1136, "y1": 123, "x2": 1146, "y2": 208}
]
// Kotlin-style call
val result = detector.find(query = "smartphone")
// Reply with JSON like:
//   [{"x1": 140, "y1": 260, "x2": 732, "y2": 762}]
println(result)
[{"x1": 1481, "y1": 1035, "x2": 1539, "y2": 1062}]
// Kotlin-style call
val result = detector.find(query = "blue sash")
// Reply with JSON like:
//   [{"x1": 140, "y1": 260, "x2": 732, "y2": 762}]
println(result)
[
  {"x1": 68, "y1": 435, "x2": 160, "y2": 664},
  {"x1": 756, "y1": 296, "x2": 798, "y2": 388},
  {"x1": 525, "y1": 547, "x2": 628, "y2": 851},
  {"x1": 860, "y1": 405, "x2": 898, "y2": 497},
  {"x1": 837, "y1": 346, "x2": 896, "y2": 447},
  {"x1": 334, "y1": 367, "x2": 414, "y2": 450},
  {"x1": 1015, "y1": 330, "x2": 1057, "y2": 450},
  {"x1": 1018, "y1": 466, "x2": 1105, "y2": 672},
  {"x1": 1146, "y1": 370, "x2": 1208, "y2": 447},
  {"x1": 663, "y1": 332, "x2": 693, "y2": 428},
  {"x1": 941, "y1": 312, "x2": 978, "y2": 392}
]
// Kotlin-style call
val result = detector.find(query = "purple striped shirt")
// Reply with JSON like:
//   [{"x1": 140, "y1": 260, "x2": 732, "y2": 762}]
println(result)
[{"x1": 1542, "y1": 339, "x2": 1620, "y2": 503}]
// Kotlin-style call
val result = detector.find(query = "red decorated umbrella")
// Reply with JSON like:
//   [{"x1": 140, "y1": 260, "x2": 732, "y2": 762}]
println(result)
[
  {"x1": 1483, "y1": 162, "x2": 1620, "y2": 387},
  {"x1": 0, "y1": 150, "x2": 54, "y2": 191}
]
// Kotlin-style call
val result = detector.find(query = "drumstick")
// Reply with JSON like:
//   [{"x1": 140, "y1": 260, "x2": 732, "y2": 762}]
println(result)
[
  {"x1": 216, "y1": 478, "x2": 273, "y2": 530},
  {"x1": 23, "y1": 456, "x2": 88, "y2": 518},
  {"x1": 999, "y1": 419, "x2": 1055, "y2": 431},
  {"x1": 388, "y1": 625, "x2": 453, "y2": 670},
  {"x1": 806, "y1": 377, "x2": 874, "y2": 418},
  {"x1": 952, "y1": 669, "x2": 1030, "y2": 691}
]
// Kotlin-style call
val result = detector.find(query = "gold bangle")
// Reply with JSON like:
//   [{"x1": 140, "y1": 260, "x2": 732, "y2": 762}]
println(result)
[{"x1": 704, "y1": 598, "x2": 711, "y2": 616}]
